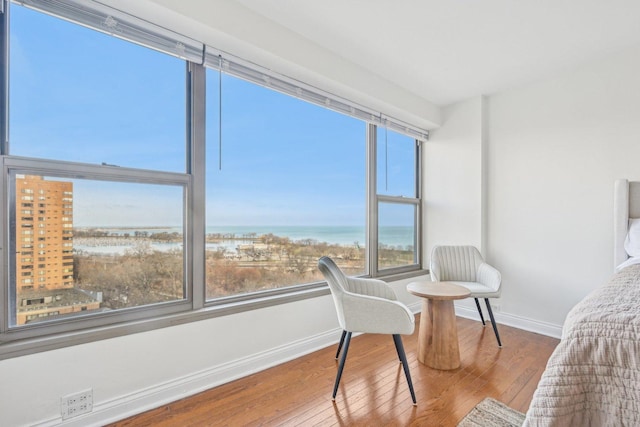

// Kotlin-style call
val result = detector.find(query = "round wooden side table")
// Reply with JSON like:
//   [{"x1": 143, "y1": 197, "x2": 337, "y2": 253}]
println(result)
[{"x1": 407, "y1": 281, "x2": 470, "y2": 370}]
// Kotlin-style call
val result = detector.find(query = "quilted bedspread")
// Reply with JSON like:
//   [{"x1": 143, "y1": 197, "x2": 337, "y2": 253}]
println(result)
[{"x1": 523, "y1": 264, "x2": 640, "y2": 426}]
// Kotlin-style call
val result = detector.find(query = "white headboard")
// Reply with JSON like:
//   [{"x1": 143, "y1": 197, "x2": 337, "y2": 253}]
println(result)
[{"x1": 614, "y1": 179, "x2": 640, "y2": 271}]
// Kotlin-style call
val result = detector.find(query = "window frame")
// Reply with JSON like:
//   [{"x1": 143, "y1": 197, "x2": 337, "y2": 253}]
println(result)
[
  {"x1": 0, "y1": 0, "x2": 427, "y2": 359},
  {"x1": 1, "y1": 156, "x2": 193, "y2": 342},
  {"x1": 366, "y1": 124, "x2": 422, "y2": 276},
  {"x1": 201, "y1": 67, "x2": 369, "y2": 303}
]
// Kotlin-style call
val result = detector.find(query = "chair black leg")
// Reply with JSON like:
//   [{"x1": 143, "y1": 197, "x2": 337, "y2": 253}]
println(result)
[
  {"x1": 333, "y1": 331, "x2": 352, "y2": 400},
  {"x1": 393, "y1": 334, "x2": 417, "y2": 405},
  {"x1": 335, "y1": 330, "x2": 347, "y2": 360},
  {"x1": 474, "y1": 298, "x2": 486, "y2": 326},
  {"x1": 484, "y1": 298, "x2": 502, "y2": 347}
]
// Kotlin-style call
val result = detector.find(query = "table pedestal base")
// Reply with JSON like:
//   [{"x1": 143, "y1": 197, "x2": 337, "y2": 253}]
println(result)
[{"x1": 418, "y1": 299, "x2": 461, "y2": 370}]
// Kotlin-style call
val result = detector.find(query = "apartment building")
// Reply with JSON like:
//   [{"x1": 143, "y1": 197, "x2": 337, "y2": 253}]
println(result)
[{"x1": 14, "y1": 175, "x2": 99, "y2": 325}]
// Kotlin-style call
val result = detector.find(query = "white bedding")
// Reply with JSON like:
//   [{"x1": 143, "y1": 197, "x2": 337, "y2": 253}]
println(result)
[
  {"x1": 616, "y1": 256, "x2": 640, "y2": 272},
  {"x1": 615, "y1": 219, "x2": 640, "y2": 271},
  {"x1": 523, "y1": 263, "x2": 640, "y2": 426}
]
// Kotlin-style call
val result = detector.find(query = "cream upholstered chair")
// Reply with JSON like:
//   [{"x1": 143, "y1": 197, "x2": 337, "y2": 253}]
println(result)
[
  {"x1": 317, "y1": 256, "x2": 416, "y2": 405},
  {"x1": 429, "y1": 246, "x2": 502, "y2": 347}
]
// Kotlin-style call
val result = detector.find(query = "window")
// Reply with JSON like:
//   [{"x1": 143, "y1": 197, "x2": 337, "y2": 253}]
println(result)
[
  {"x1": 378, "y1": 202, "x2": 418, "y2": 269},
  {"x1": 0, "y1": 0, "x2": 426, "y2": 357},
  {"x1": 204, "y1": 70, "x2": 366, "y2": 300},
  {"x1": 377, "y1": 127, "x2": 418, "y2": 197},
  {"x1": 7, "y1": 165, "x2": 189, "y2": 329},
  {"x1": 2, "y1": 0, "x2": 191, "y2": 339},
  {"x1": 375, "y1": 128, "x2": 421, "y2": 272},
  {"x1": 9, "y1": 3, "x2": 186, "y2": 172}
]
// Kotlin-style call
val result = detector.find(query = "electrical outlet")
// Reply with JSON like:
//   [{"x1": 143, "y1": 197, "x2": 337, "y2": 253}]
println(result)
[
  {"x1": 61, "y1": 389, "x2": 93, "y2": 420},
  {"x1": 491, "y1": 303, "x2": 501, "y2": 312}
]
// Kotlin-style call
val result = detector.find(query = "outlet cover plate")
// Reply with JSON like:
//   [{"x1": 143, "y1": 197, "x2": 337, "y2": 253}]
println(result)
[{"x1": 61, "y1": 388, "x2": 93, "y2": 420}]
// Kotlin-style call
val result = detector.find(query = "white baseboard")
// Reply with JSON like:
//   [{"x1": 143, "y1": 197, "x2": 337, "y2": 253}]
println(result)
[
  {"x1": 39, "y1": 303, "x2": 560, "y2": 426},
  {"x1": 408, "y1": 300, "x2": 562, "y2": 339},
  {"x1": 454, "y1": 304, "x2": 562, "y2": 338},
  {"x1": 35, "y1": 328, "x2": 343, "y2": 427}
]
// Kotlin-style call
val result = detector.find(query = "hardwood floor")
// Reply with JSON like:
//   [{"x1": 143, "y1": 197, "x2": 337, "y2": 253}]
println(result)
[{"x1": 109, "y1": 316, "x2": 559, "y2": 426}]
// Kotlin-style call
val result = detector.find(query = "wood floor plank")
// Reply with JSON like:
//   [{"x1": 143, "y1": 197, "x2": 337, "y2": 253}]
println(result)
[{"x1": 108, "y1": 316, "x2": 559, "y2": 427}]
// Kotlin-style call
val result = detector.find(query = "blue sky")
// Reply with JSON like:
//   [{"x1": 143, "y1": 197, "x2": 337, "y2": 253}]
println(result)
[
  {"x1": 9, "y1": 4, "x2": 413, "y2": 228},
  {"x1": 205, "y1": 72, "x2": 365, "y2": 226}
]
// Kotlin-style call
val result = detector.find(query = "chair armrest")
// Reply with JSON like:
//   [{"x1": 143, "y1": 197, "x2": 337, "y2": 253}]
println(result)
[
  {"x1": 346, "y1": 277, "x2": 397, "y2": 300},
  {"x1": 342, "y1": 293, "x2": 415, "y2": 335},
  {"x1": 477, "y1": 262, "x2": 501, "y2": 293}
]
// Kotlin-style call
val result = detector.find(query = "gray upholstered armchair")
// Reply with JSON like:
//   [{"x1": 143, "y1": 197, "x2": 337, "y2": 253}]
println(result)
[
  {"x1": 429, "y1": 245, "x2": 502, "y2": 347},
  {"x1": 317, "y1": 256, "x2": 416, "y2": 405}
]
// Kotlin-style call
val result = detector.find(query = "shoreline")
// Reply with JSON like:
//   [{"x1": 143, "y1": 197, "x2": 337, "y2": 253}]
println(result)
[
  {"x1": 72, "y1": 225, "x2": 412, "y2": 252},
  {"x1": 72, "y1": 234, "x2": 362, "y2": 256}
]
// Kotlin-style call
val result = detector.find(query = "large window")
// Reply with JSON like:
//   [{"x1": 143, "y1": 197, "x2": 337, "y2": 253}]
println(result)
[
  {"x1": 204, "y1": 71, "x2": 365, "y2": 300},
  {"x1": 2, "y1": 1, "x2": 191, "y2": 339},
  {"x1": 0, "y1": 0, "x2": 426, "y2": 356}
]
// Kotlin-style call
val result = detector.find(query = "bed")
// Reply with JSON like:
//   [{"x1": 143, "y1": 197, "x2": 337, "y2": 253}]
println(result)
[{"x1": 523, "y1": 179, "x2": 640, "y2": 426}]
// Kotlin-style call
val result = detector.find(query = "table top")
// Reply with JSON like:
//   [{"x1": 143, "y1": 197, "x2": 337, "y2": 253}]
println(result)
[{"x1": 406, "y1": 281, "x2": 471, "y2": 300}]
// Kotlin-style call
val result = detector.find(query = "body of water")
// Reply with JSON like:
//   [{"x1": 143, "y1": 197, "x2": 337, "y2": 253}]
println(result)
[
  {"x1": 206, "y1": 226, "x2": 367, "y2": 246},
  {"x1": 74, "y1": 225, "x2": 414, "y2": 255}
]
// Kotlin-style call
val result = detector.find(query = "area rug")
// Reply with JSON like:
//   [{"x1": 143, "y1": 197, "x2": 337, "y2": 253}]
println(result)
[{"x1": 457, "y1": 398, "x2": 525, "y2": 427}]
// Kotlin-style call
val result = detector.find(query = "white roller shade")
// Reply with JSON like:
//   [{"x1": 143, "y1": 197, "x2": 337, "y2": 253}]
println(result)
[{"x1": 204, "y1": 46, "x2": 428, "y2": 141}]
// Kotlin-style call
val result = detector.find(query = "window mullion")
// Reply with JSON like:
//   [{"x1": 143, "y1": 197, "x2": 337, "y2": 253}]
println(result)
[
  {"x1": 366, "y1": 123, "x2": 377, "y2": 276},
  {"x1": 415, "y1": 140, "x2": 423, "y2": 266},
  {"x1": 1, "y1": 0, "x2": 8, "y2": 155},
  {"x1": 0, "y1": 1, "x2": 7, "y2": 333},
  {"x1": 188, "y1": 62, "x2": 206, "y2": 309},
  {"x1": 377, "y1": 195, "x2": 420, "y2": 204}
]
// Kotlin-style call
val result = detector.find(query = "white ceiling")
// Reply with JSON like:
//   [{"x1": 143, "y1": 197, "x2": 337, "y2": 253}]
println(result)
[{"x1": 232, "y1": 0, "x2": 640, "y2": 106}]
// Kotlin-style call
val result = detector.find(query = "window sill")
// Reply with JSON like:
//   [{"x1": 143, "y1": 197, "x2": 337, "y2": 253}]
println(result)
[
  {"x1": 378, "y1": 269, "x2": 430, "y2": 282},
  {"x1": 0, "y1": 284, "x2": 330, "y2": 360},
  {"x1": 0, "y1": 269, "x2": 430, "y2": 361}
]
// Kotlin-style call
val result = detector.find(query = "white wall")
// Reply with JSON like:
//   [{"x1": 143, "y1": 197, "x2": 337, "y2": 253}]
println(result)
[
  {"x1": 425, "y1": 96, "x2": 500, "y2": 321},
  {"x1": 427, "y1": 44, "x2": 640, "y2": 330},
  {"x1": 4, "y1": 1, "x2": 640, "y2": 424},
  {"x1": 0, "y1": 277, "x2": 425, "y2": 426},
  {"x1": 0, "y1": 295, "x2": 342, "y2": 426},
  {"x1": 424, "y1": 97, "x2": 485, "y2": 258},
  {"x1": 486, "y1": 44, "x2": 640, "y2": 325}
]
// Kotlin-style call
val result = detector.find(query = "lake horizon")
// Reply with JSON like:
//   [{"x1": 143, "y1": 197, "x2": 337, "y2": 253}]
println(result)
[{"x1": 73, "y1": 225, "x2": 414, "y2": 254}]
